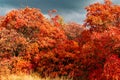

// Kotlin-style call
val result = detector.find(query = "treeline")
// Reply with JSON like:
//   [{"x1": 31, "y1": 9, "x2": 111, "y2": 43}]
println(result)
[{"x1": 0, "y1": 0, "x2": 120, "y2": 80}]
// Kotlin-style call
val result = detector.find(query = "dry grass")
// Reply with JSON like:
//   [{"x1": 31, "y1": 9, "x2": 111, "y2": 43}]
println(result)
[
  {"x1": 0, "y1": 73, "x2": 72, "y2": 80},
  {"x1": 0, "y1": 62, "x2": 72, "y2": 80}
]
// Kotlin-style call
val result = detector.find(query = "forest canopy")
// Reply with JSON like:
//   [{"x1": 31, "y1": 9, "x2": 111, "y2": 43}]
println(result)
[{"x1": 0, "y1": 0, "x2": 120, "y2": 80}]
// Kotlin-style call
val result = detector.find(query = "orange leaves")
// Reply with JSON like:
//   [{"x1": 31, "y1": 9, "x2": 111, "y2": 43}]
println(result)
[
  {"x1": 51, "y1": 15, "x2": 63, "y2": 27},
  {"x1": 0, "y1": 7, "x2": 67, "y2": 77},
  {"x1": 0, "y1": 1, "x2": 119, "y2": 79},
  {"x1": 0, "y1": 28, "x2": 27, "y2": 57},
  {"x1": 0, "y1": 57, "x2": 33, "y2": 74},
  {"x1": 81, "y1": 3, "x2": 120, "y2": 78},
  {"x1": 48, "y1": 9, "x2": 64, "y2": 27},
  {"x1": 104, "y1": 0, "x2": 112, "y2": 5},
  {"x1": 2, "y1": 7, "x2": 45, "y2": 29},
  {"x1": 11, "y1": 57, "x2": 33, "y2": 74},
  {"x1": 85, "y1": 0, "x2": 120, "y2": 31},
  {"x1": 38, "y1": 37, "x2": 56, "y2": 48},
  {"x1": 35, "y1": 40, "x2": 81, "y2": 79},
  {"x1": 103, "y1": 54, "x2": 120, "y2": 79},
  {"x1": 62, "y1": 22, "x2": 85, "y2": 39}
]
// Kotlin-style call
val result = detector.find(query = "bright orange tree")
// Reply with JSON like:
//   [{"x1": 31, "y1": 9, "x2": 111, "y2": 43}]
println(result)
[
  {"x1": 0, "y1": 7, "x2": 84, "y2": 79},
  {"x1": 0, "y1": 7, "x2": 67, "y2": 74},
  {"x1": 80, "y1": 0, "x2": 120, "y2": 79},
  {"x1": 85, "y1": 0, "x2": 120, "y2": 31},
  {"x1": 2, "y1": 7, "x2": 66, "y2": 45}
]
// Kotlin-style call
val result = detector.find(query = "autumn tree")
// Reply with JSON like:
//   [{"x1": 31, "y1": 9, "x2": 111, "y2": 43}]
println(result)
[
  {"x1": 0, "y1": 7, "x2": 67, "y2": 75},
  {"x1": 1, "y1": 7, "x2": 66, "y2": 49},
  {"x1": 85, "y1": 0, "x2": 120, "y2": 31},
  {"x1": 80, "y1": 0, "x2": 120, "y2": 79},
  {"x1": 0, "y1": 0, "x2": 120, "y2": 80}
]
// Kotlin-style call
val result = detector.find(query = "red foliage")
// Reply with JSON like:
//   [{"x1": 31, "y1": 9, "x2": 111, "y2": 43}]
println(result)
[
  {"x1": 0, "y1": 0, "x2": 120, "y2": 80},
  {"x1": 0, "y1": 7, "x2": 67, "y2": 76},
  {"x1": 35, "y1": 40, "x2": 83, "y2": 79},
  {"x1": 0, "y1": 28, "x2": 27, "y2": 58},
  {"x1": 48, "y1": 9, "x2": 64, "y2": 27},
  {"x1": 81, "y1": 0, "x2": 120, "y2": 79},
  {"x1": 62, "y1": 22, "x2": 85, "y2": 39},
  {"x1": 85, "y1": 0, "x2": 120, "y2": 31},
  {"x1": 103, "y1": 54, "x2": 120, "y2": 80},
  {"x1": 2, "y1": 7, "x2": 44, "y2": 29},
  {"x1": 11, "y1": 57, "x2": 33, "y2": 74},
  {"x1": 0, "y1": 57, "x2": 33, "y2": 74}
]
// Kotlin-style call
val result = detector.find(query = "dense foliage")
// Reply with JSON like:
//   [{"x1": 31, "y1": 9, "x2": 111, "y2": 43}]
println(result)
[{"x1": 0, "y1": 0, "x2": 120, "y2": 80}]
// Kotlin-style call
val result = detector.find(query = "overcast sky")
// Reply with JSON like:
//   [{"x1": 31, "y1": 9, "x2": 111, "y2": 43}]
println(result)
[{"x1": 0, "y1": 0, "x2": 119, "y2": 24}]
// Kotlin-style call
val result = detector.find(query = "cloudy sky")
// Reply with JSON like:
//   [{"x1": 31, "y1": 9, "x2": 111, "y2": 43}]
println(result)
[{"x1": 0, "y1": 0, "x2": 119, "y2": 24}]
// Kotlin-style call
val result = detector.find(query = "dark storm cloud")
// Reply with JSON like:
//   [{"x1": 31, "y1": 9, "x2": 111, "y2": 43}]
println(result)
[
  {"x1": 0, "y1": 0, "x2": 85, "y2": 12},
  {"x1": 0, "y1": 0, "x2": 119, "y2": 23}
]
